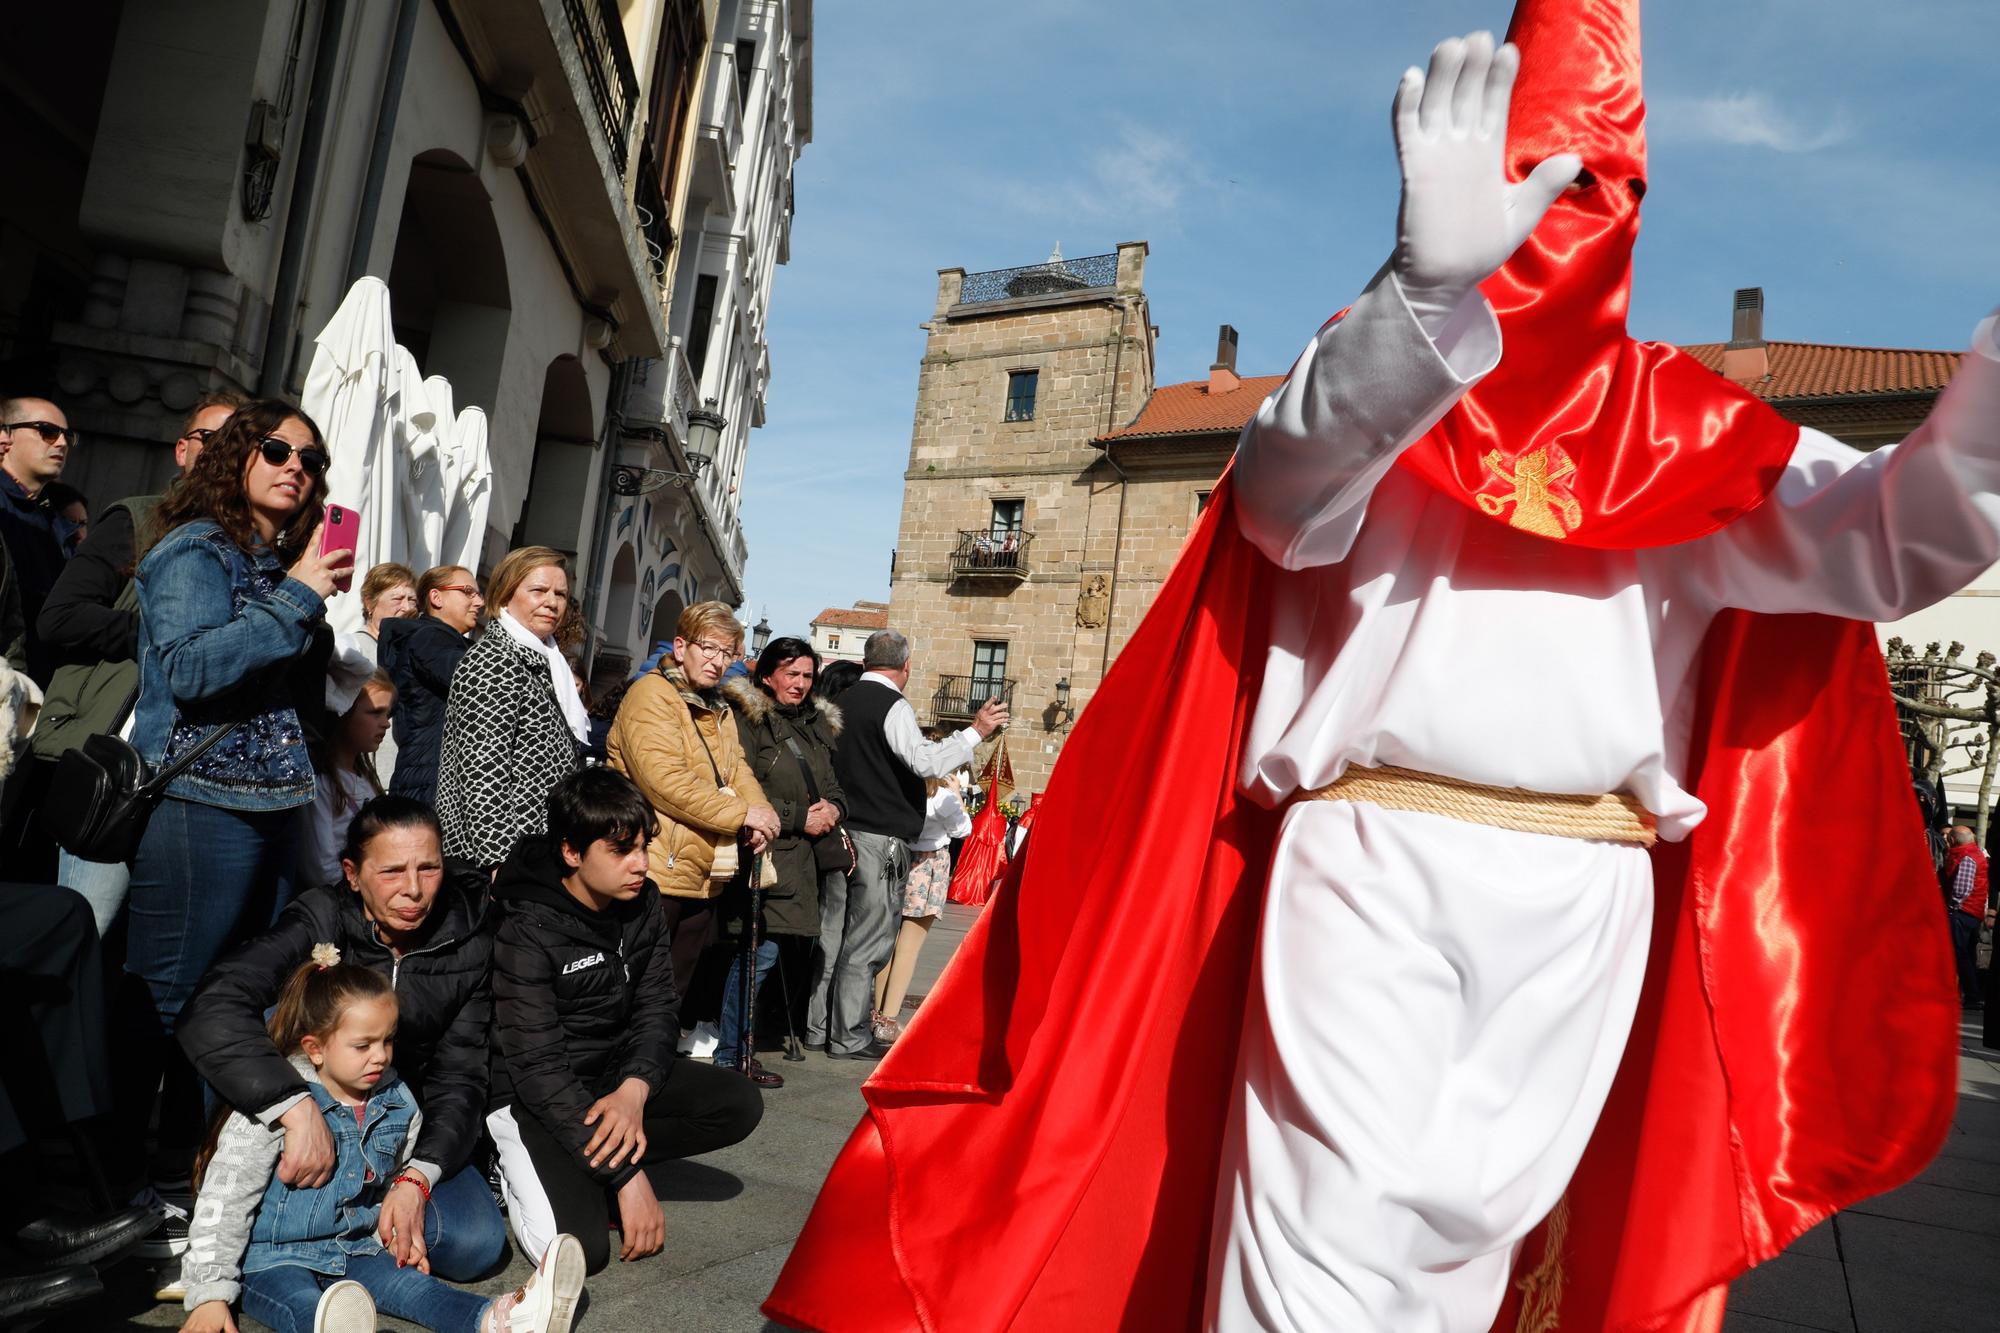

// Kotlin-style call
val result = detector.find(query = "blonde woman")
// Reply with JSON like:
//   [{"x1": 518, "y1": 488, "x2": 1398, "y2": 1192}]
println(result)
[{"x1": 434, "y1": 547, "x2": 586, "y2": 867}]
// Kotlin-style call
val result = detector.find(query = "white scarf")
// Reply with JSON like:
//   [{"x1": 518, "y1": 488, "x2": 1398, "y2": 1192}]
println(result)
[{"x1": 497, "y1": 609, "x2": 591, "y2": 744}]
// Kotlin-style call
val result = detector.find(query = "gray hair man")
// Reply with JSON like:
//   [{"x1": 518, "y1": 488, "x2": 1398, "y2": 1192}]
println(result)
[{"x1": 816, "y1": 629, "x2": 1007, "y2": 1058}]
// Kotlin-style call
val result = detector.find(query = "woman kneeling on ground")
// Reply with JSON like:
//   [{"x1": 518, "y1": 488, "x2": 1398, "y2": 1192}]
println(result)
[
  {"x1": 179, "y1": 956, "x2": 584, "y2": 1333},
  {"x1": 178, "y1": 797, "x2": 510, "y2": 1283}
]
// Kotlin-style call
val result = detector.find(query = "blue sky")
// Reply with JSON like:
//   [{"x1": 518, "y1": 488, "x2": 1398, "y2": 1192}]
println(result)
[{"x1": 738, "y1": 0, "x2": 2000, "y2": 638}]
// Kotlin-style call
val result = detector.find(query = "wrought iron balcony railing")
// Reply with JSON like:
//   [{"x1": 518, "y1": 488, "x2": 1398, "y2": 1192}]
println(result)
[
  {"x1": 950, "y1": 528, "x2": 1033, "y2": 580},
  {"x1": 957, "y1": 252, "x2": 1118, "y2": 306},
  {"x1": 932, "y1": 675, "x2": 1016, "y2": 724},
  {"x1": 562, "y1": 0, "x2": 640, "y2": 174}
]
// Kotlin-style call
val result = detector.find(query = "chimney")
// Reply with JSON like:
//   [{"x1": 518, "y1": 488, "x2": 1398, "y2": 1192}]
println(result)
[
  {"x1": 1721, "y1": 286, "x2": 1769, "y2": 382},
  {"x1": 1209, "y1": 323, "x2": 1240, "y2": 394}
]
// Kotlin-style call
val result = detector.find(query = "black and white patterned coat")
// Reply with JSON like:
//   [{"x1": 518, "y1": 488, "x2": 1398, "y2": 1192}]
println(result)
[{"x1": 434, "y1": 625, "x2": 580, "y2": 866}]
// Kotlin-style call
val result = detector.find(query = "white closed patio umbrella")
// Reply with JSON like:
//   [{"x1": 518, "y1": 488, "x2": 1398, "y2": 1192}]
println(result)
[
  {"x1": 398, "y1": 374, "x2": 453, "y2": 575},
  {"x1": 439, "y1": 405, "x2": 493, "y2": 576},
  {"x1": 301, "y1": 278, "x2": 399, "y2": 633}
]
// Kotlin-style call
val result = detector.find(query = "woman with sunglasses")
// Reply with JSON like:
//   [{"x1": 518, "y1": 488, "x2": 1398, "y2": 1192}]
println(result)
[{"x1": 110, "y1": 399, "x2": 352, "y2": 1219}]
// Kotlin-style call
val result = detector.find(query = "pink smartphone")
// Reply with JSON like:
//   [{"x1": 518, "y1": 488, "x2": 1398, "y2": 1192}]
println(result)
[{"x1": 321, "y1": 503, "x2": 360, "y2": 591}]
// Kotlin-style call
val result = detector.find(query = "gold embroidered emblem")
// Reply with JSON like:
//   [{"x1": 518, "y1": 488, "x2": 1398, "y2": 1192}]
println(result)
[
  {"x1": 1513, "y1": 1195, "x2": 1570, "y2": 1333},
  {"x1": 1476, "y1": 446, "x2": 1582, "y2": 539}
]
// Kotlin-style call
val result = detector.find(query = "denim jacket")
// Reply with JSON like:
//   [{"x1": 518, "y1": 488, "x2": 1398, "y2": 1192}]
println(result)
[
  {"x1": 181, "y1": 1057, "x2": 422, "y2": 1308},
  {"x1": 131, "y1": 519, "x2": 324, "y2": 811}
]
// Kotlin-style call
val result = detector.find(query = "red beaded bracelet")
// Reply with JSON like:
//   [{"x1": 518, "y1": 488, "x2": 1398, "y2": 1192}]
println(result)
[{"x1": 392, "y1": 1171, "x2": 432, "y2": 1202}]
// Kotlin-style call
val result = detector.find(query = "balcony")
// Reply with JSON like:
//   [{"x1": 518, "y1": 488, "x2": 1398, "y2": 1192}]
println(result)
[
  {"x1": 621, "y1": 336, "x2": 702, "y2": 445},
  {"x1": 951, "y1": 529, "x2": 1034, "y2": 581},
  {"x1": 932, "y1": 675, "x2": 1015, "y2": 725},
  {"x1": 694, "y1": 46, "x2": 744, "y2": 204},
  {"x1": 560, "y1": 0, "x2": 639, "y2": 174}
]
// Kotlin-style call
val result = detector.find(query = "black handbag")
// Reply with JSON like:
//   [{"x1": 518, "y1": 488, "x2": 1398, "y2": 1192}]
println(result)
[
  {"x1": 782, "y1": 731, "x2": 856, "y2": 875},
  {"x1": 43, "y1": 721, "x2": 242, "y2": 864}
]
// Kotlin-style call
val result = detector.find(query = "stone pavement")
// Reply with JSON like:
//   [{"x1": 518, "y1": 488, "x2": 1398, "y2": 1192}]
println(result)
[{"x1": 101, "y1": 908, "x2": 1998, "y2": 1329}]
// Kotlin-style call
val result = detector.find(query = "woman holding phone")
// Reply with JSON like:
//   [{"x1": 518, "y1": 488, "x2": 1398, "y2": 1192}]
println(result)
[{"x1": 110, "y1": 398, "x2": 353, "y2": 1218}]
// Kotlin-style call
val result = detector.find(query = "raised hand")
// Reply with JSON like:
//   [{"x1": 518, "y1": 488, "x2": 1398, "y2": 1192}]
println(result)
[{"x1": 1391, "y1": 31, "x2": 1580, "y2": 302}]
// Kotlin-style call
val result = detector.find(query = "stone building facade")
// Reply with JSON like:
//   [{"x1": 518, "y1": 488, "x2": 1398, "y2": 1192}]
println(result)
[{"x1": 889, "y1": 264, "x2": 1965, "y2": 796}]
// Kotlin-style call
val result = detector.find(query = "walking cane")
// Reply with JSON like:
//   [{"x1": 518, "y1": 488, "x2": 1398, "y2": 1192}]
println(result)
[{"x1": 739, "y1": 853, "x2": 765, "y2": 1076}]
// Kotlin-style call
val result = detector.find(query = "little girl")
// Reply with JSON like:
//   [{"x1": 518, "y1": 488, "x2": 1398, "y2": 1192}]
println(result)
[
  {"x1": 180, "y1": 947, "x2": 586, "y2": 1333},
  {"x1": 298, "y1": 670, "x2": 398, "y2": 886}
]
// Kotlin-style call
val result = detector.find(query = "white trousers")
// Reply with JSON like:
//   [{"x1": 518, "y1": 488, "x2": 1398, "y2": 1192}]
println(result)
[{"x1": 1205, "y1": 801, "x2": 1654, "y2": 1333}]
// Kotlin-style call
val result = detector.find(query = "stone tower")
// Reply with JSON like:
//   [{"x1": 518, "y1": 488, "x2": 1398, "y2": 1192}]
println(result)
[{"x1": 887, "y1": 242, "x2": 1156, "y2": 794}]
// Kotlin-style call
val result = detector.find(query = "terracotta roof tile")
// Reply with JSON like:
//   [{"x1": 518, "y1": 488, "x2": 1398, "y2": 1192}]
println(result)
[
  {"x1": 812, "y1": 606, "x2": 889, "y2": 630},
  {"x1": 1678, "y1": 341, "x2": 1959, "y2": 400},
  {"x1": 1099, "y1": 341, "x2": 1958, "y2": 443}
]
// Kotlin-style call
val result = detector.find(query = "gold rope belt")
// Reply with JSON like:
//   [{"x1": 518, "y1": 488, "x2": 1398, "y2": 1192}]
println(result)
[{"x1": 1300, "y1": 764, "x2": 1658, "y2": 847}]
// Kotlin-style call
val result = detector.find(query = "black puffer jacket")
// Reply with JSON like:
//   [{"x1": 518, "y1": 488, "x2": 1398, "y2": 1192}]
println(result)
[
  {"x1": 178, "y1": 866, "x2": 495, "y2": 1179},
  {"x1": 488, "y1": 836, "x2": 678, "y2": 1188},
  {"x1": 380, "y1": 614, "x2": 472, "y2": 802},
  {"x1": 722, "y1": 678, "x2": 845, "y2": 937}
]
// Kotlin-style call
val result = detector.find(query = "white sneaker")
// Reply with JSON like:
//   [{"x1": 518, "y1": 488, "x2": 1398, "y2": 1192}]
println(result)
[
  {"x1": 314, "y1": 1279, "x2": 376, "y2": 1333},
  {"x1": 487, "y1": 1233, "x2": 586, "y2": 1333},
  {"x1": 686, "y1": 1020, "x2": 720, "y2": 1059},
  {"x1": 132, "y1": 1186, "x2": 192, "y2": 1259},
  {"x1": 150, "y1": 1259, "x2": 186, "y2": 1304}
]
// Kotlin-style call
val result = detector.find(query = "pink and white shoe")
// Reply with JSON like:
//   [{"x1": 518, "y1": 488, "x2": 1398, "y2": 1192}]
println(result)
[{"x1": 314, "y1": 1279, "x2": 376, "y2": 1333}]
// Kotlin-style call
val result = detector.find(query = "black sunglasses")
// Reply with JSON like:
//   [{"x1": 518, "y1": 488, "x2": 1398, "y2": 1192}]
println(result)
[
  {"x1": 256, "y1": 436, "x2": 330, "y2": 477},
  {"x1": 6, "y1": 420, "x2": 77, "y2": 447}
]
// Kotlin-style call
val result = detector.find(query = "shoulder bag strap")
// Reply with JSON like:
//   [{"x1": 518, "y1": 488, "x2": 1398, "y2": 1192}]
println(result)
[
  {"x1": 781, "y1": 731, "x2": 824, "y2": 804},
  {"x1": 689, "y1": 712, "x2": 727, "y2": 789}
]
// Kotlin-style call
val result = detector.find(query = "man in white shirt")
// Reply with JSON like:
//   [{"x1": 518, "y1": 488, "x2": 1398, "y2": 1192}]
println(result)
[{"x1": 816, "y1": 630, "x2": 1006, "y2": 1059}]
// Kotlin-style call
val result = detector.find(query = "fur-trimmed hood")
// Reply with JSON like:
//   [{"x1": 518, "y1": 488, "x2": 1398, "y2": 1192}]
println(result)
[{"x1": 722, "y1": 675, "x2": 843, "y2": 737}]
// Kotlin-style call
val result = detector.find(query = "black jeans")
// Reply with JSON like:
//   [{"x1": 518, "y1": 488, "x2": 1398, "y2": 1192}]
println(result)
[
  {"x1": 0, "y1": 883, "x2": 110, "y2": 1156},
  {"x1": 1950, "y1": 908, "x2": 1983, "y2": 1001},
  {"x1": 493, "y1": 1057, "x2": 763, "y2": 1273}
]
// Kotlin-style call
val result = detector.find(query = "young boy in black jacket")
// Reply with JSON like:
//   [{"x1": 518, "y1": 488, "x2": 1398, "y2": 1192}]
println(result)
[{"x1": 486, "y1": 768, "x2": 764, "y2": 1273}]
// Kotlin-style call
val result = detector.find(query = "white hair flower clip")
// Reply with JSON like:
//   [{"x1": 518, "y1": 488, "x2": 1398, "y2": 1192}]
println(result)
[{"x1": 310, "y1": 942, "x2": 342, "y2": 970}]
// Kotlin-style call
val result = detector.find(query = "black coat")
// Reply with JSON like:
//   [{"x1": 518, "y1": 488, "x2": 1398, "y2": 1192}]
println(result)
[
  {"x1": 380, "y1": 614, "x2": 471, "y2": 801},
  {"x1": 177, "y1": 867, "x2": 495, "y2": 1178},
  {"x1": 488, "y1": 836, "x2": 678, "y2": 1188},
  {"x1": 37, "y1": 498, "x2": 147, "y2": 666},
  {"x1": 722, "y1": 679, "x2": 845, "y2": 937}
]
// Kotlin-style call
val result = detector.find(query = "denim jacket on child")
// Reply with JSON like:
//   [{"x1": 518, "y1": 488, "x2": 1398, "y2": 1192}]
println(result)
[
  {"x1": 131, "y1": 518, "x2": 324, "y2": 811},
  {"x1": 181, "y1": 1057, "x2": 421, "y2": 1308}
]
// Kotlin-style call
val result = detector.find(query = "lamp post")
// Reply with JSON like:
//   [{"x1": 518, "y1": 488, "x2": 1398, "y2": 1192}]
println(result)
[
  {"x1": 1051, "y1": 676, "x2": 1075, "y2": 730},
  {"x1": 610, "y1": 401, "x2": 727, "y2": 496},
  {"x1": 752, "y1": 615, "x2": 772, "y2": 654}
]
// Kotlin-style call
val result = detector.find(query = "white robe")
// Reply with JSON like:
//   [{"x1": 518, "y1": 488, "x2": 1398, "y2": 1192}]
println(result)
[{"x1": 1205, "y1": 270, "x2": 2000, "y2": 1332}]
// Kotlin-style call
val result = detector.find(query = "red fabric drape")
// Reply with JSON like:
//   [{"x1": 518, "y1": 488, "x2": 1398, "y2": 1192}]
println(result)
[
  {"x1": 765, "y1": 484, "x2": 1957, "y2": 1333},
  {"x1": 945, "y1": 802, "x2": 1008, "y2": 908}
]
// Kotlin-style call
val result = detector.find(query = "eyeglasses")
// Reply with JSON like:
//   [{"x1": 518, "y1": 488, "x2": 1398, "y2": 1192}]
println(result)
[
  {"x1": 685, "y1": 639, "x2": 736, "y2": 660},
  {"x1": 5, "y1": 421, "x2": 76, "y2": 447},
  {"x1": 181, "y1": 427, "x2": 218, "y2": 447},
  {"x1": 256, "y1": 436, "x2": 330, "y2": 477},
  {"x1": 435, "y1": 584, "x2": 481, "y2": 597}
]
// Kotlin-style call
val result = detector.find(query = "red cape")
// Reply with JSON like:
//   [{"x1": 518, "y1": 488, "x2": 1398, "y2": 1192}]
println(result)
[{"x1": 766, "y1": 480, "x2": 1958, "y2": 1332}]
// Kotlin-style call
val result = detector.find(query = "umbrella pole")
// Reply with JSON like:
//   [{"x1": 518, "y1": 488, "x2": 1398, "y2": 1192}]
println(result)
[{"x1": 740, "y1": 857, "x2": 763, "y2": 1076}]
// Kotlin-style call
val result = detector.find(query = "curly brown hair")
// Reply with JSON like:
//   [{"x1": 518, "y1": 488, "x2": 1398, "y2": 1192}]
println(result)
[{"x1": 145, "y1": 398, "x2": 330, "y2": 559}]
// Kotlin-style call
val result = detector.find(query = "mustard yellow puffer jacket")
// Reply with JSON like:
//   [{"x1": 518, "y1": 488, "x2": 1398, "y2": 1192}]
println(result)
[{"x1": 607, "y1": 664, "x2": 770, "y2": 899}]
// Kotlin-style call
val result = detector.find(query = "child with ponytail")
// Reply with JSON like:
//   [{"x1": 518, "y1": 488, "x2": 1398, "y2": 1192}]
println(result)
[{"x1": 180, "y1": 948, "x2": 585, "y2": 1333}]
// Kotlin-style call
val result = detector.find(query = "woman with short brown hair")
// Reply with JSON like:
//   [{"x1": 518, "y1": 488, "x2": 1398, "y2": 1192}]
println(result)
[{"x1": 433, "y1": 546, "x2": 587, "y2": 866}]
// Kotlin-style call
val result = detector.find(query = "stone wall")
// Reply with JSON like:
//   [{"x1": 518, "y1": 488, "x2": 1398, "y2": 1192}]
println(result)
[{"x1": 889, "y1": 241, "x2": 1238, "y2": 793}]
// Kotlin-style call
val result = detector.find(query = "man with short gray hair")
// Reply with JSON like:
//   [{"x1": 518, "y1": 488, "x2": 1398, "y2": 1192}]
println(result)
[{"x1": 816, "y1": 629, "x2": 1007, "y2": 1058}]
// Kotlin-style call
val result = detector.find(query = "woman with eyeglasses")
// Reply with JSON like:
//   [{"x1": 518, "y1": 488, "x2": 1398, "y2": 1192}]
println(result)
[
  {"x1": 379, "y1": 564, "x2": 485, "y2": 804},
  {"x1": 111, "y1": 398, "x2": 352, "y2": 1214},
  {"x1": 608, "y1": 602, "x2": 781, "y2": 1038},
  {"x1": 432, "y1": 546, "x2": 587, "y2": 868}
]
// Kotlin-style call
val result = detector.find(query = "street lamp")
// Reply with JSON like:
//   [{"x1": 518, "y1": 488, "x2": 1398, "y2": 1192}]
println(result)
[
  {"x1": 685, "y1": 402, "x2": 727, "y2": 478},
  {"x1": 752, "y1": 615, "x2": 772, "y2": 654},
  {"x1": 1050, "y1": 676, "x2": 1075, "y2": 730},
  {"x1": 610, "y1": 401, "x2": 728, "y2": 495}
]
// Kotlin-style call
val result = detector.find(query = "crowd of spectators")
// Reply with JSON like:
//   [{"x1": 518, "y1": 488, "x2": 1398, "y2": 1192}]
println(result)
[{"x1": 0, "y1": 390, "x2": 1017, "y2": 1330}]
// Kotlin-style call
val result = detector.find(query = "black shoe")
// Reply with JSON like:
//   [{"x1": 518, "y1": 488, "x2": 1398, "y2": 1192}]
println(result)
[
  {"x1": 11, "y1": 1205, "x2": 161, "y2": 1269},
  {"x1": 803, "y1": 1039, "x2": 827, "y2": 1052},
  {"x1": 829, "y1": 1041, "x2": 891, "y2": 1061},
  {"x1": 0, "y1": 1265, "x2": 102, "y2": 1324}
]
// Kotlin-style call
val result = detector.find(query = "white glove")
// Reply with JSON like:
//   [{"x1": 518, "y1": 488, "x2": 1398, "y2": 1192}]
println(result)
[{"x1": 1391, "y1": 32, "x2": 1580, "y2": 326}]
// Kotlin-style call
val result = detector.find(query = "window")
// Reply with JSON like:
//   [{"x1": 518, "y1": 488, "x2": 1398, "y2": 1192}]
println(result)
[
  {"x1": 642, "y1": 2, "x2": 708, "y2": 205},
  {"x1": 990, "y1": 499, "x2": 1024, "y2": 540},
  {"x1": 1195, "y1": 490, "x2": 1213, "y2": 517},
  {"x1": 971, "y1": 640, "x2": 1009, "y2": 706},
  {"x1": 734, "y1": 40, "x2": 756, "y2": 107},
  {"x1": 686, "y1": 273, "x2": 719, "y2": 376},
  {"x1": 1004, "y1": 370, "x2": 1038, "y2": 422},
  {"x1": 827, "y1": 633, "x2": 840, "y2": 651}
]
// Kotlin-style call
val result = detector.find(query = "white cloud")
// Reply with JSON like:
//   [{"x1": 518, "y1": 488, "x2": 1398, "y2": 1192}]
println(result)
[{"x1": 1653, "y1": 91, "x2": 1851, "y2": 153}]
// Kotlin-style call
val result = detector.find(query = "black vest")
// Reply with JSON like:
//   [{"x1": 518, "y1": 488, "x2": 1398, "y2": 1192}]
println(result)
[{"x1": 832, "y1": 678, "x2": 927, "y2": 841}]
